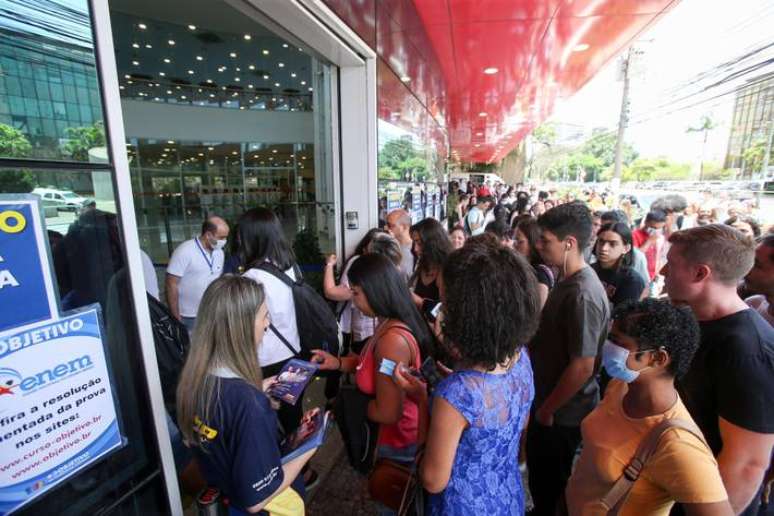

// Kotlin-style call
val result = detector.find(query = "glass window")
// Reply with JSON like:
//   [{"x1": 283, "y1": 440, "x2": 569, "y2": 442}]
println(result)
[{"x1": 0, "y1": 2, "x2": 105, "y2": 162}]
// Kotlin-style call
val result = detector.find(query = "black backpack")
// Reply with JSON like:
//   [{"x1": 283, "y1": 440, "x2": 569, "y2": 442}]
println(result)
[
  {"x1": 255, "y1": 262, "x2": 340, "y2": 359},
  {"x1": 147, "y1": 294, "x2": 190, "y2": 421}
]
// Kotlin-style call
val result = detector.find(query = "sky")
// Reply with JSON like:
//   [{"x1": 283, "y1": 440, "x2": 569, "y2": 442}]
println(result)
[{"x1": 548, "y1": 0, "x2": 774, "y2": 165}]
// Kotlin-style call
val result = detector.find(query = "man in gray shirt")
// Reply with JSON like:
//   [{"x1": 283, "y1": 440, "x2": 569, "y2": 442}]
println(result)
[
  {"x1": 526, "y1": 202, "x2": 611, "y2": 516},
  {"x1": 385, "y1": 208, "x2": 414, "y2": 280}
]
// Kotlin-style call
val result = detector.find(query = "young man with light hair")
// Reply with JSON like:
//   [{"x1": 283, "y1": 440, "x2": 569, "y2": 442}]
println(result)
[{"x1": 661, "y1": 224, "x2": 774, "y2": 514}]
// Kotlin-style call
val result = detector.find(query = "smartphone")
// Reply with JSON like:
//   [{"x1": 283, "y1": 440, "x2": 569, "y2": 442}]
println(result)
[
  {"x1": 419, "y1": 357, "x2": 443, "y2": 389},
  {"x1": 423, "y1": 301, "x2": 442, "y2": 323}
]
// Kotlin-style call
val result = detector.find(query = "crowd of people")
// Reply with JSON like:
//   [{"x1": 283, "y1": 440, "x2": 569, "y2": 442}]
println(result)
[{"x1": 159, "y1": 179, "x2": 773, "y2": 516}]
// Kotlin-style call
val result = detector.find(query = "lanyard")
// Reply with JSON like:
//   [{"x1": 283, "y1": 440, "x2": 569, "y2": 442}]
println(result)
[{"x1": 194, "y1": 237, "x2": 214, "y2": 275}]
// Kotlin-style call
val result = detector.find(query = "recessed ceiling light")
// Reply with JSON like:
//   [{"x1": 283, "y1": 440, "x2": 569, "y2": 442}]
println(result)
[
  {"x1": 298, "y1": 48, "x2": 303, "y2": 52},
  {"x1": 145, "y1": 44, "x2": 152, "y2": 49},
  {"x1": 234, "y1": 77, "x2": 240, "y2": 82},
  {"x1": 230, "y1": 52, "x2": 237, "y2": 58},
  {"x1": 483, "y1": 67, "x2": 498, "y2": 74},
  {"x1": 209, "y1": 93, "x2": 215, "y2": 98},
  {"x1": 475, "y1": 144, "x2": 481, "y2": 147},
  {"x1": 166, "y1": 89, "x2": 172, "y2": 94},
  {"x1": 476, "y1": 132, "x2": 483, "y2": 136},
  {"x1": 163, "y1": 58, "x2": 171, "y2": 63},
  {"x1": 272, "y1": 149, "x2": 277, "y2": 153},
  {"x1": 206, "y1": 79, "x2": 213, "y2": 83},
  {"x1": 188, "y1": 24, "x2": 197, "y2": 31},
  {"x1": 479, "y1": 112, "x2": 487, "y2": 117},
  {"x1": 180, "y1": 95, "x2": 186, "y2": 99},
  {"x1": 400, "y1": 76, "x2": 410, "y2": 82},
  {"x1": 167, "y1": 140, "x2": 175, "y2": 144},
  {"x1": 248, "y1": 64, "x2": 255, "y2": 70},
  {"x1": 138, "y1": 23, "x2": 147, "y2": 30},
  {"x1": 196, "y1": 55, "x2": 203, "y2": 61},
  {"x1": 290, "y1": 72, "x2": 296, "y2": 78},
  {"x1": 263, "y1": 74, "x2": 269, "y2": 80},
  {"x1": 168, "y1": 40, "x2": 175, "y2": 46},
  {"x1": 282, "y1": 43, "x2": 289, "y2": 48},
  {"x1": 573, "y1": 43, "x2": 590, "y2": 52},
  {"x1": 124, "y1": 74, "x2": 131, "y2": 79},
  {"x1": 248, "y1": 84, "x2": 254, "y2": 88},
  {"x1": 132, "y1": 43, "x2": 140, "y2": 49},
  {"x1": 300, "y1": 80, "x2": 306, "y2": 85},
  {"x1": 244, "y1": 34, "x2": 252, "y2": 40},
  {"x1": 274, "y1": 82, "x2": 280, "y2": 87},
  {"x1": 308, "y1": 87, "x2": 313, "y2": 92},
  {"x1": 132, "y1": 60, "x2": 140, "y2": 66},
  {"x1": 235, "y1": 67, "x2": 241, "y2": 72},
  {"x1": 278, "y1": 62, "x2": 285, "y2": 68},
  {"x1": 187, "y1": 70, "x2": 194, "y2": 74},
  {"x1": 272, "y1": 97, "x2": 276, "y2": 102},
  {"x1": 262, "y1": 49, "x2": 269, "y2": 55}
]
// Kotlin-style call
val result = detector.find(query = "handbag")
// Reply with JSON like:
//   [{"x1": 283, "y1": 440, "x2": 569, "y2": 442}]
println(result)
[
  {"x1": 334, "y1": 383, "x2": 379, "y2": 475},
  {"x1": 368, "y1": 449, "x2": 425, "y2": 516}
]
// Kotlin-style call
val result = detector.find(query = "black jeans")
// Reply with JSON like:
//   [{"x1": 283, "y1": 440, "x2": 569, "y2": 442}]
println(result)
[{"x1": 526, "y1": 419, "x2": 582, "y2": 516}]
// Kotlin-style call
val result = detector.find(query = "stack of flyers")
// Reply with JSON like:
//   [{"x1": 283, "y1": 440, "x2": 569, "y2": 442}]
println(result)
[
  {"x1": 280, "y1": 408, "x2": 332, "y2": 464},
  {"x1": 266, "y1": 359, "x2": 319, "y2": 405}
]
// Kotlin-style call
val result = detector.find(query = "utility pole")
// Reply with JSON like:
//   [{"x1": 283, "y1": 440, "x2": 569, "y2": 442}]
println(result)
[{"x1": 612, "y1": 47, "x2": 633, "y2": 190}]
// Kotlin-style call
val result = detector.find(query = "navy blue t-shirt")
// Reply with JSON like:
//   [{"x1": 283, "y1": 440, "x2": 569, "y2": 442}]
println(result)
[{"x1": 192, "y1": 376, "x2": 302, "y2": 513}]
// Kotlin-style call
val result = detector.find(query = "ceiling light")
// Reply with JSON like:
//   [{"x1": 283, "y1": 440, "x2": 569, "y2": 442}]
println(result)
[
  {"x1": 291, "y1": 72, "x2": 296, "y2": 78},
  {"x1": 272, "y1": 149, "x2": 277, "y2": 153},
  {"x1": 308, "y1": 87, "x2": 313, "y2": 92},
  {"x1": 272, "y1": 97, "x2": 276, "y2": 101},
  {"x1": 263, "y1": 74, "x2": 269, "y2": 80},
  {"x1": 282, "y1": 43, "x2": 289, "y2": 48},
  {"x1": 475, "y1": 144, "x2": 481, "y2": 147},
  {"x1": 145, "y1": 44, "x2": 152, "y2": 49},
  {"x1": 166, "y1": 90, "x2": 172, "y2": 94},
  {"x1": 137, "y1": 23, "x2": 147, "y2": 30},
  {"x1": 208, "y1": 147, "x2": 214, "y2": 150},
  {"x1": 400, "y1": 76, "x2": 410, "y2": 82},
  {"x1": 235, "y1": 67, "x2": 241, "y2": 72},
  {"x1": 479, "y1": 112, "x2": 487, "y2": 117},
  {"x1": 298, "y1": 48, "x2": 303, "y2": 52},
  {"x1": 132, "y1": 60, "x2": 139, "y2": 66},
  {"x1": 232, "y1": 151, "x2": 238, "y2": 155},
  {"x1": 262, "y1": 49, "x2": 269, "y2": 55},
  {"x1": 154, "y1": 97, "x2": 160, "y2": 101},
  {"x1": 206, "y1": 79, "x2": 213, "y2": 83},
  {"x1": 168, "y1": 40, "x2": 175, "y2": 46},
  {"x1": 188, "y1": 24, "x2": 197, "y2": 31},
  {"x1": 247, "y1": 84, "x2": 254, "y2": 88},
  {"x1": 573, "y1": 43, "x2": 590, "y2": 52},
  {"x1": 163, "y1": 58, "x2": 171, "y2": 63},
  {"x1": 240, "y1": 106, "x2": 246, "y2": 110},
  {"x1": 167, "y1": 140, "x2": 175, "y2": 144},
  {"x1": 274, "y1": 82, "x2": 280, "y2": 87},
  {"x1": 278, "y1": 63, "x2": 285, "y2": 68},
  {"x1": 196, "y1": 55, "x2": 203, "y2": 61},
  {"x1": 132, "y1": 43, "x2": 140, "y2": 49},
  {"x1": 124, "y1": 74, "x2": 131, "y2": 79},
  {"x1": 209, "y1": 93, "x2": 215, "y2": 98},
  {"x1": 483, "y1": 67, "x2": 498, "y2": 75},
  {"x1": 180, "y1": 95, "x2": 186, "y2": 99},
  {"x1": 230, "y1": 52, "x2": 237, "y2": 58},
  {"x1": 248, "y1": 64, "x2": 255, "y2": 70},
  {"x1": 476, "y1": 132, "x2": 483, "y2": 136},
  {"x1": 243, "y1": 34, "x2": 252, "y2": 40},
  {"x1": 187, "y1": 70, "x2": 194, "y2": 75},
  {"x1": 300, "y1": 80, "x2": 306, "y2": 85},
  {"x1": 234, "y1": 77, "x2": 240, "y2": 82}
]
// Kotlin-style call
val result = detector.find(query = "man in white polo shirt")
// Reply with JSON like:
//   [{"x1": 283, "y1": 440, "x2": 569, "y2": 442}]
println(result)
[{"x1": 165, "y1": 216, "x2": 229, "y2": 332}]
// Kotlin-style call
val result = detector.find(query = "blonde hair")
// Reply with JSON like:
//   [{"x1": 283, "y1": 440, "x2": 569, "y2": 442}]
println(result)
[
  {"x1": 176, "y1": 275, "x2": 265, "y2": 446},
  {"x1": 668, "y1": 224, "x2": 755, "y2": 285}
]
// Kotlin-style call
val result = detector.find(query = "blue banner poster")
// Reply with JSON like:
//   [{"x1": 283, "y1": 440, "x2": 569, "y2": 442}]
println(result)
[
  {"x1": 0, "y1": 308, "x2": 123, "y2": 514},
  {"x1": 0, "y1": 198, "x2": 58, "y2": 332}
]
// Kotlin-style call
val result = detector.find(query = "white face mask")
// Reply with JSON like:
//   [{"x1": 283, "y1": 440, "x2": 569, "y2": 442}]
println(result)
[{"x1": 212, "y1": 238, "x2": 227, "y2": 250}]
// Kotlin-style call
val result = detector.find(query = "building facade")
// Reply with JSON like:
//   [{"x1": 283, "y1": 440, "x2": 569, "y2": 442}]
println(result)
[{"x1": 724, "y1": 72, "x2": 774, "y2": 176}]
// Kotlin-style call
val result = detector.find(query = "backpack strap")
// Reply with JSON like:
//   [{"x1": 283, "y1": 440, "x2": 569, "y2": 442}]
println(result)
[
  {"x1": 254, "y1": 261, "x2": 300, "y2": 287},
  {"x1": 269, "y1": 323, "x2": 299, "y2": 356},
  {"x1": 601, "y1": 418, "x2": 708, "y2": 514}
]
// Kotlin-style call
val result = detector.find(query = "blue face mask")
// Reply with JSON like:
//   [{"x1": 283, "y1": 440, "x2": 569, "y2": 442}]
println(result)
[{"x1": 601, "y1": 340, "x2": 651, "y2": 383}]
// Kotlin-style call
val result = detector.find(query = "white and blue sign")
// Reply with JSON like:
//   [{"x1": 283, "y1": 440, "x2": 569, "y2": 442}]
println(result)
[
  {"x1": 0, "y1": 308, "x2": 122, "y2": 514},
  {"x1": 0, "y1": 198, "x2": 58, "y2": 332},
  {"x1": 0, "y1": 195, "x2": 123, "y2": 515}
]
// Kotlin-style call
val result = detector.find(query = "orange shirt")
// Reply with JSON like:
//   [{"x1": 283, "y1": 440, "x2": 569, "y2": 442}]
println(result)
[{"x1": 565, "y1": 380, "x2": 727, "y2": 515}]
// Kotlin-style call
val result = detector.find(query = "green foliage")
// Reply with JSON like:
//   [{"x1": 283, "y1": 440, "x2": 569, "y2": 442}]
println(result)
[
  {"x1": 0, "y1": 124, "x2": 32, "y2": 157},
  {"x1": 378, "y1": 136, "x2": 428, "y2": 182},
  {"x1": 0, "y1": 124, "x2": 35, "y2": 193},
  {"x1": 608, "y1": 157, "x2": 691, "y2": 182},
  {"x1": 540, "y1": 128, "x2": 638, "y2": 182},
  {"x1": 742, "y1": 138, "x2": 767, "y2": 175},
  {"x1": 532, "y1": 123, "x2": 557, "y2": 147},
  {"x1": 293, "y1": 227, "x2": 324, "y2": 293},
  {"x1": 63, "y1": 121, "x2": 106, "y2": 161}
]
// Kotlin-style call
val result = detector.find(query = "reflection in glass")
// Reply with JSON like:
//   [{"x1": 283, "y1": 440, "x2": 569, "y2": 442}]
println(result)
[{"x1": 0, "y1": 0, "x2": 106, "y2": 161}]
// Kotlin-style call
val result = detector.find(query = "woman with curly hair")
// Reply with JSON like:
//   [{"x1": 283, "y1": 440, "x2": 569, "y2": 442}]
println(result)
[
  {"x1": 410, "y1": 218, "x2": 453, "y2": 306},
  {"x1": 565, "y1": 299, "x2": 731, "y2": 515},
  {"x1": 394, "y1": 239, "x2": 540, "y2": 515}
]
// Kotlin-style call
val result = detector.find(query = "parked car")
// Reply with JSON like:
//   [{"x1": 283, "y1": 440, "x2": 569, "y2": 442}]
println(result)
[{"x1": 31, "y1": 187, "x2": 91, "y2": 212}]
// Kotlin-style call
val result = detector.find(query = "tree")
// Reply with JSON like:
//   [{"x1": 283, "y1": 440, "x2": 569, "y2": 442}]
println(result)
[
  {"x1": 0, "y1": 124, "x2": 35, "y2": 193},
  {"x1": 742, "y1": 138, "x2": 766, "y2": 176},
  {"x1": 528, "y1": 123, "x2": 557, "y2": 179},
  {"x1": 686, "y1": 114, "x2": 717, "y2": 181},
  {"x1": 378, "y1": 136, "x2": 428, "y2": 182},
  {"x1": 542, "y1": 129, "x2": 637, "y2": 183},
  {"x1": 63, "y1": 121, "x2": 106, "y2": 161},
  {"x1": 608, "y1": 157, "x2": 691, "y2": 182}
]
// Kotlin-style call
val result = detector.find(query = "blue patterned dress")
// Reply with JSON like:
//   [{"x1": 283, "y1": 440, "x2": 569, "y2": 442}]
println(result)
[{"x1": 428, "y1": 351, "x2": 534, "y2": 515}]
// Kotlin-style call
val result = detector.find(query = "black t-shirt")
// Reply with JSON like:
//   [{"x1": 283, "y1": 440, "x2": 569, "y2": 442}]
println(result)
[
  {"x1": 533, "y1": 263, "x2": 554, "y2": 289},
  {"x1": 591, "y1": 263, "x2": 646, "y2": 307},
  {"x1": 192, "y1": 376, "x2": 304, "y2": 513},
  {"x1": 678, "y1": 309, "x2": 774, "y2": 456}
]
